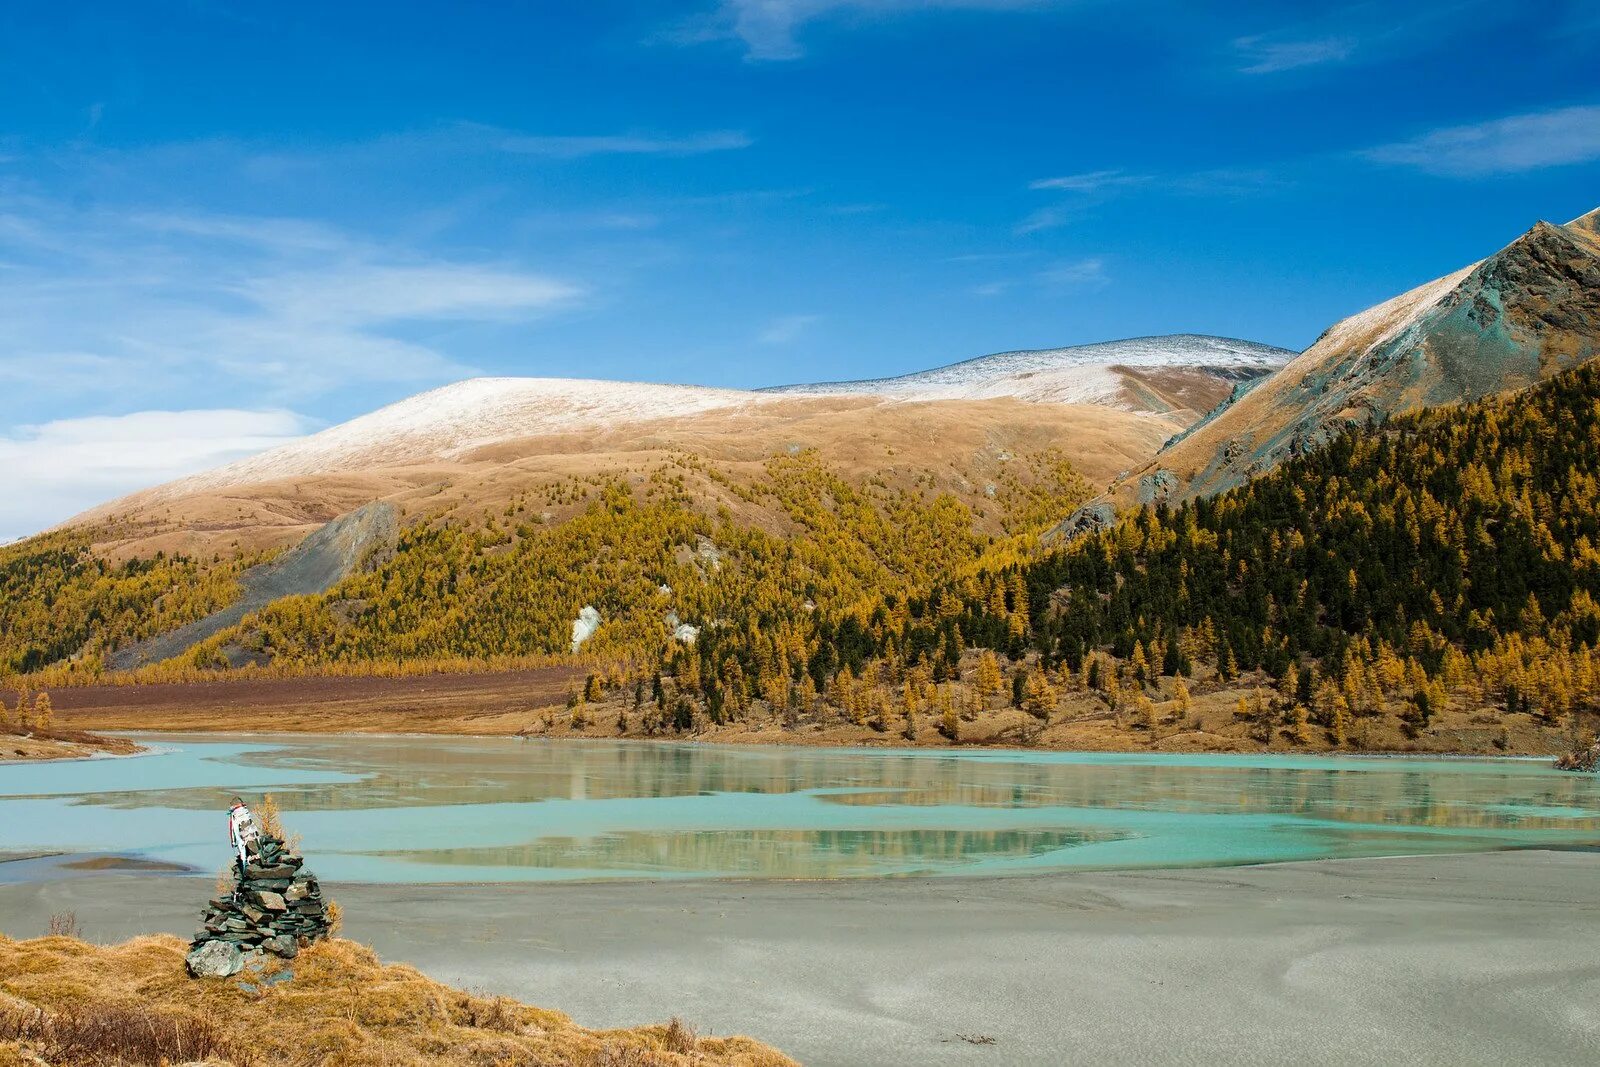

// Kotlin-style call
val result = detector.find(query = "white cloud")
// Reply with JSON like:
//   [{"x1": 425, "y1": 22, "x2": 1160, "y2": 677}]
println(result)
[
  {"x1": 244, "y1": 264, "x2": 581, "y2": 325},
  {"x1": 1028, "y1": 169, "x2": 1147, "y2": 193},
  {"x1": 0, "y1": 409, "x2": 314, "y2": 539},
  {"x1": 496, "y1": 130, "x2": 753, "y2": 157},
  {"x1": 129, "y1": 211, "x2": 353, "y2": 252},
  {"x1": 966, "y1": 258, "x2": 1106, "y2": 298},
  {"x1": 1015, "y1": 205, "x2": 1075, "y2": 235},
  {"x1": 675, "y1": 0, "x2": 1051, "y2": 61},
  {"x1": 1039, "y1": 257, "x2": 1107, "y2": 287},
  {"x1": 0, "y1": 200, "x2": 585, "y2": 403},
  {"x1": 758, "y1": 313, "x2": 819, "y2": 344},
  {"x1": 1233, "y1": 34, "x2": 1355, "y2": 74},
  {"x1": 1362, "y1": 105, "x2": 1600, "y2": 176}
]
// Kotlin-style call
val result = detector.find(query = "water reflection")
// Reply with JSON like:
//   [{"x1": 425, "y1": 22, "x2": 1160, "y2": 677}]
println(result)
[
  {"x1": 356, "y1": 827, "x2": 1114, "y2": 879},
  {"x1": 3, "y1": 736, "x2": 1599, "y2": 883}
]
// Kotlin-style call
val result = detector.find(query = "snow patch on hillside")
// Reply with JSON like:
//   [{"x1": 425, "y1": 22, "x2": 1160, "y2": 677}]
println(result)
[{"x1": 571, "y1": 605, "x2": 602, "y2": 653}]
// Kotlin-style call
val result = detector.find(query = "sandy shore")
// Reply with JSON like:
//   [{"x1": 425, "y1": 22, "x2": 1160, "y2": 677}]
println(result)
[{"x1": 3, "y1": 851, "x2": 1598, "y2": 1065}]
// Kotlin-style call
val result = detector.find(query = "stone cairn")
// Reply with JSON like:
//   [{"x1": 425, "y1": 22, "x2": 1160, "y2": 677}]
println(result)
[{"x1": 186, "y1": 833, "x2": 332, "y2": 977}]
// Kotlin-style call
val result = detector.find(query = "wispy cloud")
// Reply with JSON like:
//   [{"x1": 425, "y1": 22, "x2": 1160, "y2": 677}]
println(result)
[
  {"x1": 969, "y1": 257, "x2": 1106, "y2": 297},
  {"x1": 495, "y1": 129, "x2": 753, "y2": 158},
  {"x1": 1362, "y1": 104, "x2": 1600, "y2": 176},
  {"x1": 1028, "y1": 169, "x2": 1148, "y2": 193},
  {"x1": 0, "y1": 197, "x2": 586, "y2": 404},
  {"x1": 1039, "y1": 257, "x2": 1107, "y2": 287},
  {"x1": 243, "y1": 264, "x2": 579, "y2": 325},
  {"x1": 1227, "y1": 2, "x2": 1511, "y2": 77},
  {"x1": 1018, "y1": 165, "x2": 1275, "y2": 232},
  {"x1": 1015, "y1": 205, "x2": 1076, "y2": 235},
  {"x1": 1233, "y1": 33, "x2": 1355, "y2": 74},
  {"x1": 1019, "y1": 169, "x2": 1148, "y2": 230},
  {"x1": 0, "y1": 409, "x2": 313, "y2": 538},
  {"x1": 672, "y1": 0, "x2": 1052, "y2": 61},
  {"x1": 758, "y1": 313, "x2": 819, "y2": 344}
]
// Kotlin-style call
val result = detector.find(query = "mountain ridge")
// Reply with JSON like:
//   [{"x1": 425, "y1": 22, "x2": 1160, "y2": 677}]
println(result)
[
  {"x1": 1076, "y1": 207, "x2": 1600, "y2": 520},
  {"x1": 69, "y1": 333, "x2": 1285, "y2": 558}
]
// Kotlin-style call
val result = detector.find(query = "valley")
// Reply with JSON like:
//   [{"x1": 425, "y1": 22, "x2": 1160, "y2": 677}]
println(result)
[{"x1": 6, "y1": 210, "x2": 1600, "y2": 766}]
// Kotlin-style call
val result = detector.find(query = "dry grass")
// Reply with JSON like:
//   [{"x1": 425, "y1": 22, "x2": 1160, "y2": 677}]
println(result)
[
  {"x1": 80, "y1": 395, "x2": 1181, "y2": 563},
  {"x1": 0, "y1": 933, "x2": 795, "y2": 1067},
  {"x1": 0, "y1": 728, "x2": 138, "y2": 764}
]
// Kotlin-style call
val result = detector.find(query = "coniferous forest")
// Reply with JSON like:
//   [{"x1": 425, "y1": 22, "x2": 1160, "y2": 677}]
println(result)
[{"x1": 8, "y1": 365, "x2": 1600, "y2": 753}]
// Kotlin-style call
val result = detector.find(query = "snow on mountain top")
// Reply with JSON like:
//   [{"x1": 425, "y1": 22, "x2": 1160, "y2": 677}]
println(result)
[
  {"x1": 127, "y1": 335, "x2": 1292, "y2": 501},
  {"x1": 763, "y1": 334, "x2": 1292, "y2": 405},
  {"x1": 160, "y1": 376, "x2": 773, "y2": 493}
]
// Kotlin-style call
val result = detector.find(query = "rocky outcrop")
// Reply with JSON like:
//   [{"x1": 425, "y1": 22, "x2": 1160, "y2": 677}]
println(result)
[
  {"x1": 110, "y1": 500, "x2": 398, "y2": 670},
  {"x1": 1555, "y1": 740, "x2": 1600, "y2": 773},
  {"x1": 187, "y1": 834, "x2": 332, "y2": 976},
  {"x1": 1085, "y1": 206, "x2": 1600, "y2": 518}
]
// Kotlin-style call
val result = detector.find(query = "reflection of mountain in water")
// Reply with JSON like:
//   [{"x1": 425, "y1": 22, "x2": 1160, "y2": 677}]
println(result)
[
  {"x1": 39, "y1": 737, "x2": 1600, "y2": 881},
  {"x1": 97, "y1": 739, "x2": 1600, "y2": 837},
  {"x1": 353, "y1": 827, "x2": 1117, "y2": 879}
]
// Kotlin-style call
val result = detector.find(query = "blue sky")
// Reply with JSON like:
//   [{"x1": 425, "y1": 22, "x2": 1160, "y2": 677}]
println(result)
[{"x1": 2, "y1": 0, "x2": 1598, "y2": 537}]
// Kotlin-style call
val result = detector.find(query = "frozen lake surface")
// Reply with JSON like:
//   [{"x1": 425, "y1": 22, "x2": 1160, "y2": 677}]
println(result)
[{"x1": 3, "y1": 735, "x2": 1599, "y2": 883}]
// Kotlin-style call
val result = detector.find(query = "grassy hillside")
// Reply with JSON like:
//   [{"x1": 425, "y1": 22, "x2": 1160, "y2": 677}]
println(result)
[
  {"x1": 16, "y1": 366, "x2": 1600, "y2": 756},
  {"x1": 6, "y1": 449, "x2": 1089, "y2": 686},
  {"x1": 0, "y1": 932, "x2": 792, "y2": 1066}
]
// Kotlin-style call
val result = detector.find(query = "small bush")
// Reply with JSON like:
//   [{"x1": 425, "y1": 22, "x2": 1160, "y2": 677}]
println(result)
[
  {"x1": 0, "y1": 1001, "x2": 246, "y2": 1066},
  {"x1": 45, "y1": 912, "x2": 80, "y2": 939},
  {"x1": 663, "y1": 1016, "x2": 698, "y2": 1055}
]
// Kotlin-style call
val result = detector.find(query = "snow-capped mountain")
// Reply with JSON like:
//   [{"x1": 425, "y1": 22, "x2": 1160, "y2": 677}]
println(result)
[
  {"x1": 163, "y1": 377, "x2": 773, "y2": 492},
  {"x1": 766, "y1": 335, "x2": 1290, "y2": 407},
  {"x1": 120, "y1": 334, "x2": 1289, "y2": 501}
]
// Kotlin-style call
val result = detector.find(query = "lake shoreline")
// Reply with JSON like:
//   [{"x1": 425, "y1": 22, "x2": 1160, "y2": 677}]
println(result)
[
  {"x1": 0, "y1": 729, "x2": 143, "y2": 764},
  {"x1": 83, "y1": 725, "x2": 1584, "y2": 766},
  {"x1": 3, "y1": 850, "x2": 1598, "y2": 1066},
  {"x1": 40, "y1": 663, "x2": 1587, "y2": 759}
]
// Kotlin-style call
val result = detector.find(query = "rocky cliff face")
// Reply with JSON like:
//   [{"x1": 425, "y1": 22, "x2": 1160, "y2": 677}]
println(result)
[
  {"x1": 1083, "y1": 207, "x2": 1600, "y2": 518},
  {"x1": 107, "y1": 500, "x2": 398, "y2": 670}
]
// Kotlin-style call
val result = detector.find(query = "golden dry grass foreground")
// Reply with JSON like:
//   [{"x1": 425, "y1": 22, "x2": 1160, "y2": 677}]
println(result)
[{"x1": 0, "y1": 933, "x2": 795, "y2": 1067}]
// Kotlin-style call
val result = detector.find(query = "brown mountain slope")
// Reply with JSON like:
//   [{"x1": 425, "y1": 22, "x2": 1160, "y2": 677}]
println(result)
[
  {"x1": 73, "y1": 335, "x2": 1287, "y2": 563},
  {"x1": 83, "y1": 394, "x2": 1187, "y2": 563},
  {"x1": 1076, "y1": 206, "x2": 1600, "y2": 522}
]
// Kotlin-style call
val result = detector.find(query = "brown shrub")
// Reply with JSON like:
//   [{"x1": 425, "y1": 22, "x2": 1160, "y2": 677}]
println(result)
[
  {"x1": 0, "y1": 1000, "x2": 245, "y2": 1066},
  {"x1": 663, "y1": 1016, "x2": 699, "y2": 1054},
  {"x1": 45, "y1": 913, "x2": 80, "y2": 939}
]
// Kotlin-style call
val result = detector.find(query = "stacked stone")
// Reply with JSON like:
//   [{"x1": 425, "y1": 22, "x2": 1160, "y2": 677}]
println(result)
[{"x1": 187, "y1": 834, "x2": 331, "y2": 975}]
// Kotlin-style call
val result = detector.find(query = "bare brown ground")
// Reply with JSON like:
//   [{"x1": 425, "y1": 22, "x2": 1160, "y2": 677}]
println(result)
[
  {"x1": 0, "y1": 934, "x2": 794, "y2": 1067},
  {"x1": 49, "y1": 668, "x2": 587, "y2": 736},
  {"x1": 0, "y1": 730, "x2": 140, "y2": 764},
  {"x1": 46, "y1": 665, "x2": 1578, "y2": 758}
]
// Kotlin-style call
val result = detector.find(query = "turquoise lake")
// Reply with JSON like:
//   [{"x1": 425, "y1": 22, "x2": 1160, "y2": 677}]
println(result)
[{"x1": 3, "y1": 735, "x2": 1599, "y2": 883}]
